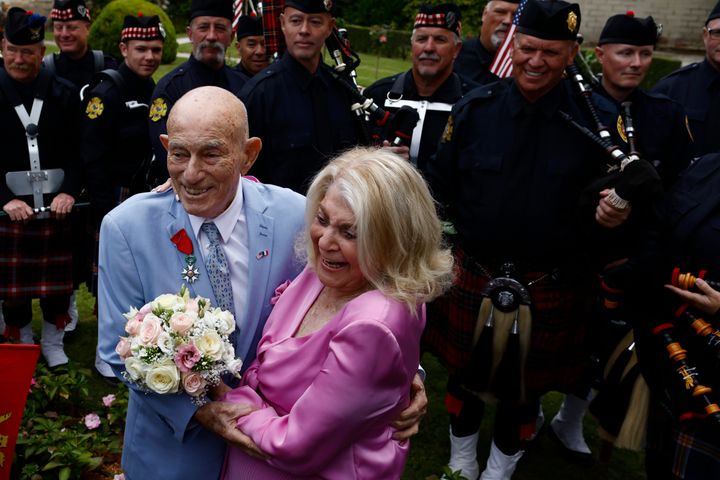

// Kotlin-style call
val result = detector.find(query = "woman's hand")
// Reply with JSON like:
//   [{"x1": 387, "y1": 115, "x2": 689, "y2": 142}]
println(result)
[
  {"x1": 152, "y1": 178, "x2": 173, "y2": 193},
  {"x1": 665, "y1": 277, "x2": 720, "y2": 315}
]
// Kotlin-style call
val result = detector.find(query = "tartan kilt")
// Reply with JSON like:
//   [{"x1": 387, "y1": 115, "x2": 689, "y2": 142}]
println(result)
[
  {"x1": 423, "y1": 247, "x2": 593, "y2": 396},
  {"x1": 0, "y1": 216, "x2": 74, "y2": 300}
]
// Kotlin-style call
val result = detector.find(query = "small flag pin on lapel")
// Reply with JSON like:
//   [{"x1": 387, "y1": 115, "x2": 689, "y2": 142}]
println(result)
[{"x1": 256, "y1": 249, "x2": 269, "y2": 260}]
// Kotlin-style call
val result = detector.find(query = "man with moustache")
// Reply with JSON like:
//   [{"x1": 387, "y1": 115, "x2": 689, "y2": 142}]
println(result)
[
  {"x1": 424, "y1": 1, "x2": 628, "y2": 478},
  {"x1": 239, "y1": 0, "x2": 365, "y2": 193},
  {"x1": 454, "y1": 0, "x2": 519, "y2": 85},
  {"x1": 234, "y1": 14, "x2": 269, "y2": 80},
  {"x1": 0, "y1": 7, "x2": 82, "y2": 367},
  {"x1": 45, "y1": 0, "x2": 118, "y2": 97},
  {"x1": 148, "y1": 0, "x2": 247, "y2": 181},
  {"x1": 364, "y1": 4, "x2": 475, "y2": 173},
  {"x1": 653, "y1": 0, "x2": 720, "y2": 157}
]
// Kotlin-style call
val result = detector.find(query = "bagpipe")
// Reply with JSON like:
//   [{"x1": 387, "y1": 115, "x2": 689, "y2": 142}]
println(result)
[
  {"x1": 560, "y1": 60, "x2": 663, "y2": 213},
  {"x1": 258, "y1": 0, "x2": 419, "y2": 147},
  {"x1": 463, "y1": 262, "x2": 535, "y2": 404}
]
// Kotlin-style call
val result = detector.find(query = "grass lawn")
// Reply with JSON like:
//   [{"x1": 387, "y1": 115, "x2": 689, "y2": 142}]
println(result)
[
  {"x1": 30, "y1": 287, "x2": 646, "y2": 479},
  {"x1": 157, "y1": 40, "x2": 410, "y2": 88}
]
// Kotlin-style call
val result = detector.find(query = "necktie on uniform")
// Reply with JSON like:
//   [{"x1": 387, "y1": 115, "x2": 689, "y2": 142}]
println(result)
[{"x1": 201, "y1": 222, "x2": 235, "y2": 316}]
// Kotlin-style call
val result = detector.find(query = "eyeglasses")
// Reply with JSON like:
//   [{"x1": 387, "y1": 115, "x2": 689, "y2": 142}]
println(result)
[{"x1": 707, "y1": 28, "x2": 720, "y2": 40}]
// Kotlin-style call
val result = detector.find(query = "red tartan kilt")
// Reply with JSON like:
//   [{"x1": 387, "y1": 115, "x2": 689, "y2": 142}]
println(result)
[
  {"x1": 423, "y1": 247, "x2": 592, "y2": 395},
  {"x1": 0, "y1": 217, "x2": 74, "y2": 299}
]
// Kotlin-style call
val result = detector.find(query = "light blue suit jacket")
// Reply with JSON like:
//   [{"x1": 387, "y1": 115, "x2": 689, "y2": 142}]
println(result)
[{"x1": 97, "y1": 178, "x2": 305, "y2": 480}]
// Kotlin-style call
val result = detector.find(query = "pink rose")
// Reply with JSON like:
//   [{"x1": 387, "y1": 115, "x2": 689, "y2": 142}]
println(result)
[
  {"x1": 115, "y1": 337, "x2": 131, "y2": 359},
  {"x1": 136, "y1": 303, "x2": 153, "y2": 322},
  {"x1": 125, "y1": 318, "x2": 141, "y2": 336},
  {"x1": 170, "y1": 312, "x2": 195, "y2": 335},
  {"x1": 84, "y1": 413, "x2": 101, "y2": 430},
  {"x1": 174, "y1": 344, "x2": 201, "y2": 373},
  {"x1": 182, "y1": 372, "x2": 207, "y2": 396},
  {"x1": 102, "y1": 394, "x2": 116, "y2": 408},
  {"x1": 139, "y1": 314, "x2": 163, "y2": 345},
  {"x1": 270, "y1": 279, "x2": 292, "y2": 305},
  {"x1": 184, "y1": 298, "x2": 200, "y2": 313}
]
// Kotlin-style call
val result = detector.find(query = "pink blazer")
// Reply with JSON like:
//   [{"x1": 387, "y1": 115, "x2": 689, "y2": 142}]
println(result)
[{"x1": 222, "y1": 267, "x2": 425, "y2": 479}]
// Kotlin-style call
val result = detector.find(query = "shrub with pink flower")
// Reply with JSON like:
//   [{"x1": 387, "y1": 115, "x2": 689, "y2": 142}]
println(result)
[
  {"x1": 84, "y1": 413, "x2": 101, "y2": 430},
  {"x1": 117, "y1": 285, "x2": 242, "y2": 404},
  {"x1": 102, "y1": 394, "x2": 116, "y2": 407}
]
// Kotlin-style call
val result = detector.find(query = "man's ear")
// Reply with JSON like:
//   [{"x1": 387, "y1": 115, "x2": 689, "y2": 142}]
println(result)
[
  {"x1": 160, "y1": 134, "x2": 169, "y2": 151},
  {"x1": 241, "y1": 137, "x2": 262, "y2": 175}
]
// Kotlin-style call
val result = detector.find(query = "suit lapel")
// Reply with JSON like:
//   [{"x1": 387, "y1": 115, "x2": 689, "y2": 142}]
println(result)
[
  {"x1": 242, "y1": 180, "x2": 275, "y2": 331},
  {"x1": 166, "y1": 198, "x2": 216, "y2": 302}
]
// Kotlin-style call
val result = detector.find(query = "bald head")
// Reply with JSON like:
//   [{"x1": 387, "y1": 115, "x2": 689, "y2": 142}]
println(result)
[
  {"x1": 162, "y1": 86, "x2": 261, "y2": 219},
  {"x1": 169, "y1": 86, "x2": 249, "y2": 143}
]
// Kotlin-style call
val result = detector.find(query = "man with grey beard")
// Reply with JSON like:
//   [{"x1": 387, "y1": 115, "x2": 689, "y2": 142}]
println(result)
[
  {"x1": 454, "y1": 0, "x2": 519, "y2": 84},
  {"x1": 147, "y1": 0, "x2": 248, "y2": 182}
]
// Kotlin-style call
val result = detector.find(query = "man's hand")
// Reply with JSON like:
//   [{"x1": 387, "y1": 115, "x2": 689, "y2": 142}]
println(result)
[
  {"x1": 665, "y1": 278, "x2": 720, "y2": 316},
  {"x1": 381, "y1": 140, "x2": 410, "y2": 161},
  {"x1": 391, "y1": 373, "x2": 427, "y2": 441},
  {"x1": 595, "y1": 189, "x2": 631, "y2": 228},
  {"x1": 50, "y1": 193, "x2": 75, "y2": 218},
  {"x1": 3, "y1": 199, "x2": 34, "y2": 221},
  {"x1": 193, "y1": 401, "x2": 268, "y2": 459}
]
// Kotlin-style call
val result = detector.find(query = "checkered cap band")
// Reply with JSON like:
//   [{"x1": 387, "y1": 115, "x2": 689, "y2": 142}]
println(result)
[
  {"x1": 121, "y1": 26, "x2": 163, "y2": 41},
  {"x1": 414, "y1": 12, "x2": 461, "y2": 35},
  {"x1": 51, "y1": 7, "x2": 91, "y2": 21}
]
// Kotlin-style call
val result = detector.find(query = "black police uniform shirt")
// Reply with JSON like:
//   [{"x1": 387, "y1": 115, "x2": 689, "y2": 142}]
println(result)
[
  {"x1": 427, "y1": 79, "x2": 607, "y2": 267},
  {"x1": 364, "y1": 70, "x2": 476, "y2": 173},
  {"x1": 49, "y1": 49, "x2": 119, "y2": 94},
  {"x1": 148, "y1": 55, "x2": 248, "y2": 175},
  {"x1": 453, "y1": 37, "x2": 501, "y2": 86},
  {"x1": 653, "y1": 59, "x2": 720, "y2": 157},
  {"x1": 0, "y1": 67, "x2": 82, "y2": 206},
  {"x1": 594, "y1": 85, "x2": 693, "y2": 187},
  {"x1": 81, "y1": 62, "x2": 156, "y2": 216},
  {"x1": 240, "y1": 53, "x2": 363, "y2": 194},
  {"x1": 234, "y1": 62, "x2": 252, "y2": 82}
]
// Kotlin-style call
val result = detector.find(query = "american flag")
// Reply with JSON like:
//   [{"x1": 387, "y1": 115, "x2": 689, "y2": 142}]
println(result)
[{"x1": 489, "y1": 0, "x2": 528, "y2": 78}]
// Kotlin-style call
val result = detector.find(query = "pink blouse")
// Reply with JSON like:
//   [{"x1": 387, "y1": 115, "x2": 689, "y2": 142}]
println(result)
[{"x1": 221, "y1": 267, "x2": 425, "y2": 479}]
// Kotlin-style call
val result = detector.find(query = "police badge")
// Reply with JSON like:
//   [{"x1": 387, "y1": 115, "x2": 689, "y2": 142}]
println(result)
[
  {"x1": 149, "y1": 98, "x2": 168, "y2": 122},
  {"x1": 86, "y1": 97, "x2": 104, "y2": 119}
]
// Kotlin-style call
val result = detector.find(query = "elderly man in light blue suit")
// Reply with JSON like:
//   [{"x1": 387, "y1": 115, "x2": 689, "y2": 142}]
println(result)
[{"x1": 97, "y1": 86, "x2": 305, "y2": 480}]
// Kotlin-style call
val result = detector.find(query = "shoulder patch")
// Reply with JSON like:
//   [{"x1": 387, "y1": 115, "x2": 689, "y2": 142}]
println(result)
[
  {"x1": 85, "y1": 97, "x2": 104, "y2": 119},
  {"x1": 616, "y1": 115, "x2": 627, "y2": 143},
  {"x1": 149, "y1": 97, "x2": 168, "y2": 122}
]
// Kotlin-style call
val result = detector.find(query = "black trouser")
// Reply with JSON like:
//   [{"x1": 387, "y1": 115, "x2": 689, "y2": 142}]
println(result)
[{"x1": 2, "y1": 296, "x2": 71, "y2": 328}]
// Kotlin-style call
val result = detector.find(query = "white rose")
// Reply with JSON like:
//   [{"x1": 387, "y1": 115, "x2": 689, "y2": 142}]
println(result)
[
  {"x1": 124, "y1": 357, "x2": 147, "y2": 381},
  {"x1": 154, "y1": 294, "x2": 184, "y2": 311},
  {"x1": 145, "y1": 359, "x2": 180, "y2": 394},
  {"x1": 212, "y1": 308, "x2": 236, "y2": 335},
  {"x1": 123, "y1": 307, "x2": 138, "y2": 321},
  {"x1": 195, "y1": 330, "x2": 224, "y2": 361},
  {"x1": 225, "y1": 358, "x2": 243, "y2": 378},
  {"x1": 156, "y1": 332, "x2": 175, "y2": 355},
  {"x1": 221, "y1": 342, "x2": 235, "y2": 363}
]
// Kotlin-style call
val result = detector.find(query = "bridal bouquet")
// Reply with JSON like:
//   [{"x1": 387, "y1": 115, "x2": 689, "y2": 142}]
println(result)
[{"x1": 115, "y1": 285, "x2": 242, "y2": 404}]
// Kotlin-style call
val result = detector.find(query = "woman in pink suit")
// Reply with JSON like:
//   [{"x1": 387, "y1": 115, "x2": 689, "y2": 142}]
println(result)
[{"x1": 220, "y1": 147, "x2": 454, "y2": 479}]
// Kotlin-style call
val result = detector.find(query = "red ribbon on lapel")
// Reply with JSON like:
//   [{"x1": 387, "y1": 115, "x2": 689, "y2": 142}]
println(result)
[{"x1": 171, "y1": 229, "x2": 194, "y2": 255}]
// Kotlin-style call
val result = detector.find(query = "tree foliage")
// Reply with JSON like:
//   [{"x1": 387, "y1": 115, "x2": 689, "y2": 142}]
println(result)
[{"x1": 88, "y1": 0, "x2": 177, "y2": 64}]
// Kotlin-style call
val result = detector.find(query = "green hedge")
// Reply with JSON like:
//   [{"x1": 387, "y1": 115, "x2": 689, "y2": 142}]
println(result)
[
  {"x1": 88, "y1": 0, "x2": 177, "y2": 64},
  {"x1": 578, "y1": 48, "x2": 682, "y2": 90},
  {"x1": 344, "y1": 24, "x2": 411, "y2": 60}
]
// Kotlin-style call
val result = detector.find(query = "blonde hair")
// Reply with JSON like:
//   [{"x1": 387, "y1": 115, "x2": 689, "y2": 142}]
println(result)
[{"x1": 303, "y1": 147, "x2": 454, "y2": 313}]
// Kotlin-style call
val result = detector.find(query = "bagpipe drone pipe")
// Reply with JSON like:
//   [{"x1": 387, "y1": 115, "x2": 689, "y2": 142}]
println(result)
[{"x1": 560, "y1": 61, "x2": 663, "y2": 215}]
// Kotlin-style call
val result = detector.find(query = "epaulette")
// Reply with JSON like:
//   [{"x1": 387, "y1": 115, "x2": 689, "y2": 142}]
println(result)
[
  {"x1": 659, "y1": 62, "x2": 700, "y2": 80},
  {"x1": 453, "y1": 78, "x2": 506, "y2": 110}
]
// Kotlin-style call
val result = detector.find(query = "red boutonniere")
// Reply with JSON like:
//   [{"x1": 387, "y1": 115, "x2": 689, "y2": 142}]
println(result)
[{"x1": 171, "y1": 229, "x2": 200, "y2": 283}]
